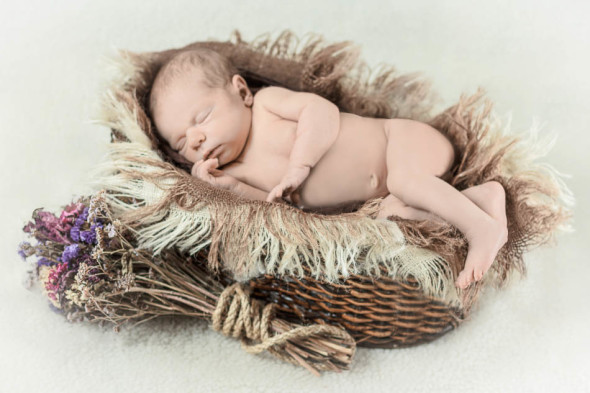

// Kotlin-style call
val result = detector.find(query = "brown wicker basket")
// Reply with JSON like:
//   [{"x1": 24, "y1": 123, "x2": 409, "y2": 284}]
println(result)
[
  {"x1": 190, "y1": 243, "x2": 467, "y2": 349},
  {"x1": 248, "y1": 270, "x2": 464, "y2": 349}
]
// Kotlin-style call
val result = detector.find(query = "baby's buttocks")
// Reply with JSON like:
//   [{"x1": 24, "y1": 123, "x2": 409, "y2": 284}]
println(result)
[
  {"x1": 382, "y1": 118, "x2": 456, "y2": 180},
  {"x1": 295, "y1": 113, "x2": 390, "y2": 209}
]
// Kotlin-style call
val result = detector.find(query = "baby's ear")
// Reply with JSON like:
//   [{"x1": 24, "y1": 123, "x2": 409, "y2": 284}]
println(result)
[{"x1": 232, "y1": 74, "x2": 253, "y2": 106}]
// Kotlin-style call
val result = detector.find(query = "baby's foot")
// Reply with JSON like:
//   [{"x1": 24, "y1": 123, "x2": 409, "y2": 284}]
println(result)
[
  {"x1": 455, "y1": 181, "x2": 509, "y2": 289},
  {"x1": 455, "y1": 216, "x2": 508, "y2": 289}
]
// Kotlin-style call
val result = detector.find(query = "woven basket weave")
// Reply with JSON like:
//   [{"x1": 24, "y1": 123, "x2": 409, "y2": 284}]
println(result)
[
  {"x1": 248, "y1": 270, "x2": 464, "y2": 349},
  {"x1": 196, "y1": 246, "x2": 465, "y2": 349}
]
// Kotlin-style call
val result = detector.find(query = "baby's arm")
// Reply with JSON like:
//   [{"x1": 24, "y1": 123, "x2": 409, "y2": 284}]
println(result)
[
  {"x1": 233, "y1": 180, "x2": 269, "y2": 201},
  {"x1": 193, "y1": 158, "x2": 283, "y2": 203},
  {"x1": 255, "y1": 86, "x2": 340, "y2": 202}
]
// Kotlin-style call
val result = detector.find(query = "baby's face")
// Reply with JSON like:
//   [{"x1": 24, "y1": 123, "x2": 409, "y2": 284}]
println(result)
[{"x1": 152, "y1": 69, "x2": 253, "y2": 166}]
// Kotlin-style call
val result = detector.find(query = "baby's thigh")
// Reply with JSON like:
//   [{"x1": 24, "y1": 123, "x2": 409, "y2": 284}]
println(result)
[{"x1": 384, "y1": 119, "x2": 455, "y2": 188}]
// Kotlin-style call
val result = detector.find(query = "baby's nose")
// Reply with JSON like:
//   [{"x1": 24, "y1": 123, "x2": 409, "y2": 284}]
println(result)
[{"x1": 187, "y1": 131, "x2": 206, "y2": 149}]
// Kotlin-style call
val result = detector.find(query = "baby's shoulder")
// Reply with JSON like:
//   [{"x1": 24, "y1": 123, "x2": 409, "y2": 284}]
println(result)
[
  {"x1": 251, "y1": 87, "x2": 288, "y2": 121},
  {"x1": 253, "y1": 85, "x2": 295, "y2": 98},
  {"x1": 253, "y1": 86, "x2": 324, "y2": 122}
]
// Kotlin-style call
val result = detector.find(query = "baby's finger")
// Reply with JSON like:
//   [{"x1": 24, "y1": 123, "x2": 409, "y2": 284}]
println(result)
[
  {"x1": 205, "y1": 158, "x2": 219, "y2": 169},
  {"x1": 197, "y1": 162, "x2": 216, "y2": 182},
  {"x1": 200, "y1": 158, "x2": 212, "y2": 169},
  {"x1": 267, "y1": 185, "x2": 283, "y2": 202},
  {"x1": 201, "y1": 158, "x2": 220, "y2": 174},
  {"x1": 191, "y1": 159, "x2": 204, "y2": 177},
  {"x1": 266, "y1": 187, "x2": 277, "y2": 202}
]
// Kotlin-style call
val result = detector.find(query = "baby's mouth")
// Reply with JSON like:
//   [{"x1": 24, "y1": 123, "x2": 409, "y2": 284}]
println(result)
[
  {"x1": 203, "y1": 146, "x2": 215, "y2": 160},
  {"x1": 208, "y1": 145, "x2": 221, "y2": 159}
]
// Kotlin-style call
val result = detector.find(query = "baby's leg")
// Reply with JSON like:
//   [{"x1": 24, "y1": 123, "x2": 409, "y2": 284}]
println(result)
[
  {"x1": 383, "y1": 122, "x2": 507, "y2": 289},
  {"x1": 377, "y1": 181, "x2": 508, "y2": 288},
  {"x1": 387, "y1": 174, "x2": 507, "y2": 289},
  {"x1": 377, "y1": 194, "x2": 445, "y2": 223},
  {"x1": 378, "y1": 181, "x2": 507, "y2": 228},
  {"x1": 460, "y1": 181, "x2": 507, "y2": 228}
]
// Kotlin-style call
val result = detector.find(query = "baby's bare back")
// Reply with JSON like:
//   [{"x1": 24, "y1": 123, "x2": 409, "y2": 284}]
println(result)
[{"x1": 223, "y1": 106, "x2": 391, "y2": 209}]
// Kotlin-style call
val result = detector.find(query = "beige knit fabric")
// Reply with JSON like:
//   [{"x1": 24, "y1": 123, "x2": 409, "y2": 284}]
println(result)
[{"x1": 89, "y1": 30, "x2": 574, "y2": 309}]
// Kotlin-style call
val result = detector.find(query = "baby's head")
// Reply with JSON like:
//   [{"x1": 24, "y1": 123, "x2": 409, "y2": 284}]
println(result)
[{"x1": 149, "y1": 48, "x2": 254, "y2": 166}]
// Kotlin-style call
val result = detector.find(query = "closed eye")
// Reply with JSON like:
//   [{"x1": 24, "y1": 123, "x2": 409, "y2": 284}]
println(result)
[
  {"x1": 176, "y1": 137, "x2": 186, "y2": 152},
  {"x1": 196, "y1": 107, "x2": 213, "y2": 123}
]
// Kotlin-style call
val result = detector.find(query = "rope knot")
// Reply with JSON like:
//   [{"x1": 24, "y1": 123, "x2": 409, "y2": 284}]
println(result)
[
  {"x1": 211, "y1": 282, "x2": 357, "y2": 373},
  {"x1": 211, "y1": 282, "x2": 274, "y2": 350}
]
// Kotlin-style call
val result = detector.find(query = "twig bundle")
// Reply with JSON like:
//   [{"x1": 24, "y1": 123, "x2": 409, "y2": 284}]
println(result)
[{"x1": 19, "y1": 192, "x2": 356, "y2": 375}]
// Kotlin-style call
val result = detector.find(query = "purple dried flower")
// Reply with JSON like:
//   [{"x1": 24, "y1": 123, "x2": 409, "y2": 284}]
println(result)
[
  {"x1": 61, "y1": 244, "x2": 80, "y2": 263},
  {"x1": 74, "y1": 207, "x2": 89, "y2": 228},
  {"x1": 36, "y1": 257, "x2": 53, "y2": 267},
  {"x1": 91, "y1": 223, "x2": 103, "y2": 236},
  {"x1": 70, "y1": 226, "x2": 81, "y2": 242},
  {"x1": 88, "y1": 268, "x2": 101, "y2": 284},
  {"x1": 21, "y1": 198, "x2": 111, "y2": 315},
  {"x1": 80, "y1": 223, "x2": 103, "y2": 245},
  {"x1": 80, "y1": 230, "x2": 95, "y2": 245},
  {"x1": 17, "y1": 241, "x2": 36, "y2": 261}
]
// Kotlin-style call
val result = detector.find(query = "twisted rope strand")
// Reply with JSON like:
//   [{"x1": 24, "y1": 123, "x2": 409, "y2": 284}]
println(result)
[{"x1": 211, "y1": 282, "x2": 355, "y2": 368}]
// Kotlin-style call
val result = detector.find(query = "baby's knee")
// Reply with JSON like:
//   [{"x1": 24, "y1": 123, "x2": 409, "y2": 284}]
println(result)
[
  {"x1": 485, "y1": 180, "x2": 506, "y2": 202},
  {"x1": 488, "y1": 180, "x2": 505, "y2": 193}
]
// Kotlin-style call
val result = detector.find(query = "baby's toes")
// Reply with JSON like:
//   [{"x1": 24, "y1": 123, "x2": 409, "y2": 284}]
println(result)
[
  {"x1": 456, "y1": 269, "x2": 473, "y2": 289},
  {"x1": 474, "y1": 269, "x2": 484, "y2": 281}
]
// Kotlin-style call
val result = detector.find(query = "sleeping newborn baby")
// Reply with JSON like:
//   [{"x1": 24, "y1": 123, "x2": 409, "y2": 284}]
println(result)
[{"x1": 149, "y1": 48, "x2": 508, "y2": 289}]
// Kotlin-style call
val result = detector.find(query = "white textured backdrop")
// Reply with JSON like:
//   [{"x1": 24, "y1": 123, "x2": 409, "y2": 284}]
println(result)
[{"x1": 1, "y1": 1, "x2": 589, "y2": 392}]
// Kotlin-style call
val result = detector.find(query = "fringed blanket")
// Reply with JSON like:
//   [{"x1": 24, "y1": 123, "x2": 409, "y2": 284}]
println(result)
[{"x1": 89, "y1": 30, "x2": 574, "y2": 309}]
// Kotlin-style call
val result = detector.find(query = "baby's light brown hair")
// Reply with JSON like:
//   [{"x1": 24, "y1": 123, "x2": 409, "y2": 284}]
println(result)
[{"x1": 149, "y1": 48, "x2": 239, "y2": 119}]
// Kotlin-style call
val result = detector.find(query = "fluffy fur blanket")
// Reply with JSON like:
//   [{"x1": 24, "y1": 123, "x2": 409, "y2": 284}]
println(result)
[{"x1": 90, "y1": 30, "x2": 574, "y2": 309}]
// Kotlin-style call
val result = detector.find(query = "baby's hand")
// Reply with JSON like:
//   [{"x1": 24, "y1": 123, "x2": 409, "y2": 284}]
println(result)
[
  {"x1": 266, "y1": 164, "x2": 310, "y2": 204},
  {"x1": 192, "y1": 158, "x2": 238, "y2": 191}
]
